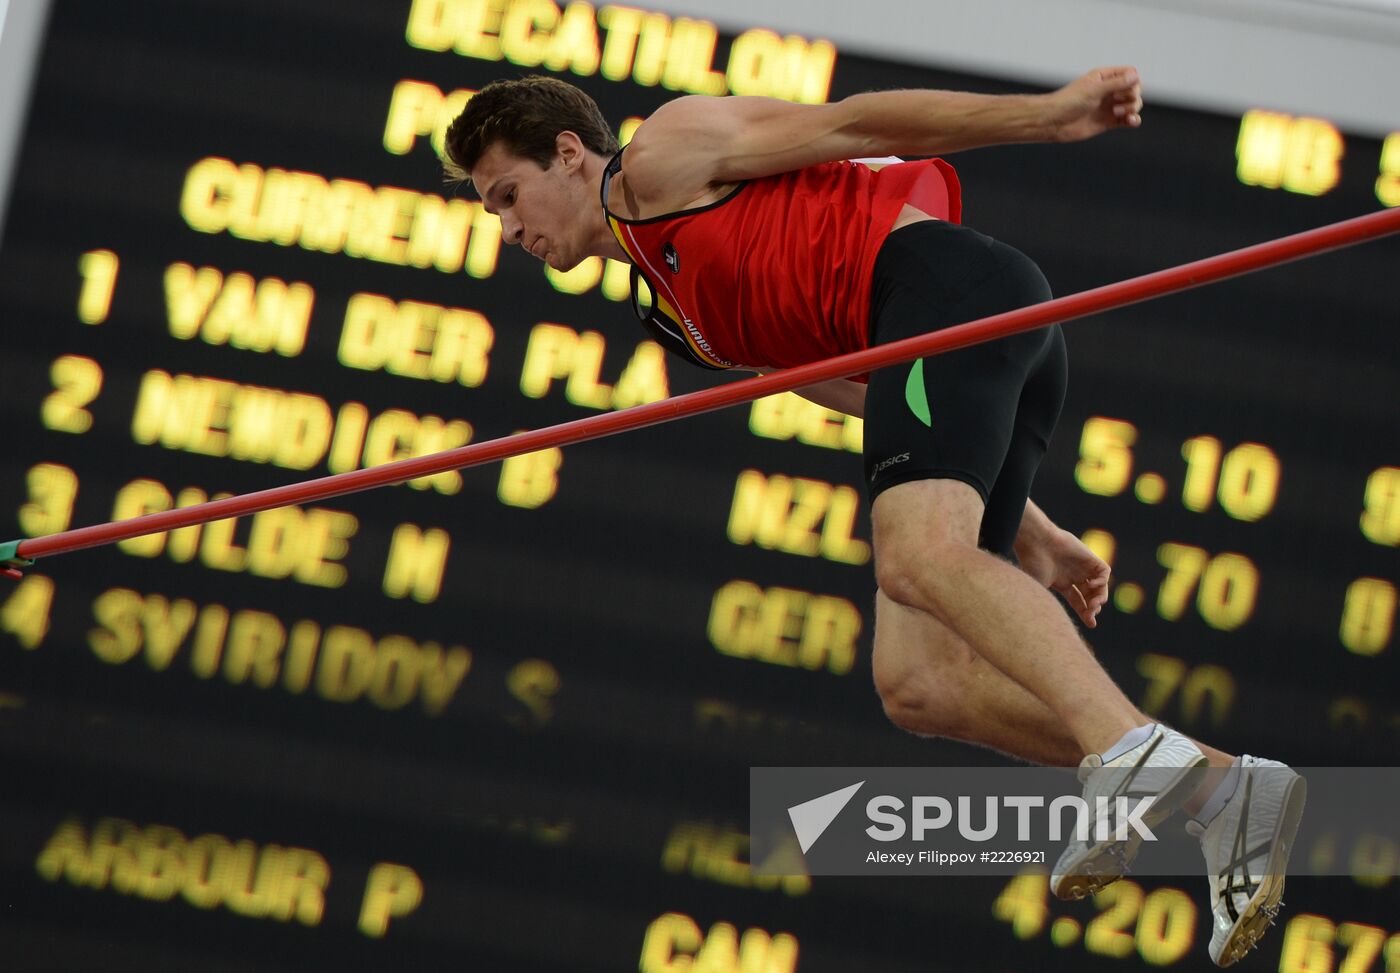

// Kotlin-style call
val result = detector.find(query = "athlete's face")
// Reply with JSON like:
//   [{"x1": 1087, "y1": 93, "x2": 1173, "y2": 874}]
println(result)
[{"x1": 472, "y1": 137, "x2": 594, "y2": 272}]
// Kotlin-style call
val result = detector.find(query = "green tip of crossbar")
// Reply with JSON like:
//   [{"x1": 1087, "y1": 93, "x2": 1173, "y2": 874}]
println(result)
[{"x1": 1, "y1": 539, "x2": 35, "y2": 570}]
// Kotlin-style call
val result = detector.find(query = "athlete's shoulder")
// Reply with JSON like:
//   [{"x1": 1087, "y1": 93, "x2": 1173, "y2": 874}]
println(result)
[{"x1": 617, "y1": 97, "x2": 746, "y2": 215}]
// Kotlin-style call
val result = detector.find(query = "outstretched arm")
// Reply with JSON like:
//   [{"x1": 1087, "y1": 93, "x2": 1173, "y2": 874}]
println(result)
[{"x1": 623, "y1": 67, "x2": 1142, "y2": 194}]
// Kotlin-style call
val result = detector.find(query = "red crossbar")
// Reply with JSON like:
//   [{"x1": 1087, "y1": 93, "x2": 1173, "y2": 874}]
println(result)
[{"x1": 7, "y1": 206, "x2": 1399, "y2": 568}]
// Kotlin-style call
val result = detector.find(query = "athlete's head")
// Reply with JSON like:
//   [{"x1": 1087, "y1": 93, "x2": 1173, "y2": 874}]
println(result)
[{"x1": 445, "y1": 76, "x2": 619, "y2": 271}]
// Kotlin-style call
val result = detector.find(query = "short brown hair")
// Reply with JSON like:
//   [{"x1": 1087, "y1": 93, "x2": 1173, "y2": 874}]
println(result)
[{"x1": 443, "y1": 76, "x2": 619, "y2": 188}]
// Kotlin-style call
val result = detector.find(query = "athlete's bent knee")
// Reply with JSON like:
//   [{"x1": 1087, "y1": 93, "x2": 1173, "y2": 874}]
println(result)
[
  {"x1": 872, "y1": 647, "x2": 969, "y2": 739},
  {"x1": 873, "y1": 539, "x2": 971, "y2": 615}
]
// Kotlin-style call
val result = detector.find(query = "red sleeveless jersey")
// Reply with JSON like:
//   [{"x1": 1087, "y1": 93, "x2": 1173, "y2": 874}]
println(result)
[{"x1": 602, "y1": 154, "x2": 961, "y2": 370}]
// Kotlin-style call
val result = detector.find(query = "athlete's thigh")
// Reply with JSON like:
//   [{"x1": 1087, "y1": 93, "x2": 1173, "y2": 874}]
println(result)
[
  {"x1": 863, "y1": 223, "x2": 1055, "y2": 556},
  {"x1": 980, "y1": 324, "x2": 1069, "y2": 555}
]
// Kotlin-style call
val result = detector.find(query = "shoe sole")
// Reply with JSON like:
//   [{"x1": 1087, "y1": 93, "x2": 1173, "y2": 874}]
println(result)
[
  {"x1": 1214, "y1": 774, "x2": 1308, "y2": 967},
  {"x1": 1052, "y1": 755, "x2": 1210, "y2": 901}
]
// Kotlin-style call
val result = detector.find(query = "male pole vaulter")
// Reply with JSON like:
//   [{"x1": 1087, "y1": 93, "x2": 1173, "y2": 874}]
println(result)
[{"x1": 442, "y1": 68, "x2": 1305, "y2": 965}]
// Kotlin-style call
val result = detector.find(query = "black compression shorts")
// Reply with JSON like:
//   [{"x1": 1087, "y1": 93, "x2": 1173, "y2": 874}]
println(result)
[{"x1": 862, "y1": 220, "x2": 1068, "y2": 558}]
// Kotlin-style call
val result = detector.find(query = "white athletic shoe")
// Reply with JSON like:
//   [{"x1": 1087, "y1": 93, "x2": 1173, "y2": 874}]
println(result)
[
  {"x1": 1051, "y1": 724, "x2": 1208, "y2": 900},
  {"x1": 1186, "y1": 756, "x2": 1306, "y2": 967}
]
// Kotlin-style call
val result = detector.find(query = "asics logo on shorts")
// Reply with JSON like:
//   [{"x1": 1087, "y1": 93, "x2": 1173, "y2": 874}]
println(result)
[{"x1": 871, "y1": 452, "x2": 910, "y2": 478}]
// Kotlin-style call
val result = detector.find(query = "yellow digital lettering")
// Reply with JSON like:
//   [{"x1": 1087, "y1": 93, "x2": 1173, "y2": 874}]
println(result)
[
  {"x1": 598, "y1": 5, "x2": 643, "y2": 81},
  {"x1": 367, "y1": 636, "x2": 422, "y2": 710},
  {"x1": 708, "y1": 580, "x2": 762, "y2": 659},
  {"x1": 358, "y1": 863, "x2": 424, "y2": 937},
  {"x1": 250, "y1": 507, "x2": 350, "y2": 584},
  {"x1": 42, "y1": 354, "x2": 103, "y2": 434},
  {"x1": 384, "y1": 79, "x2": 444, "y2": 155},
  {"x1": 221, "y1": 840, "x2": 272, "y2": 918},
  {"x1": 35, "y1": 819, "x2": 92, "y2": 885},
  {"x1": 521, "y1": 323, "x2": 580, "y2": 397},
  {"x1": 741, "y1": 926, "x2": 800, "y2": 971},
  {"x1": 632, "y1": 11, "x2": 672, "y2": 86},
  {"x1": 639, "y1": 912, "x2": 703, "y2": 972},
  {"x1": 500, "y1": 0, "x2": 557, "y2": 67},
  {"x1": 781, "y1": 478, "x2": 826, "y2": 556},
  {"x1": 77, "y1": 248, "x2": 120, "y2": 325},
  {"x1": 111, "y1": 478, "x2": 173, "y2": 557},
  {"x1": 1282, "y1": 117, "x2": 1343, "y2": 196},
  {"x1": 727, "y1": 471, "x2": 780, "y2": 549},
  {"x1": 223, "y1": 610, "x2": 287, "y2": 688},
  {"x1": 820, "y1": 485, "x2": 871, "y2": 564},
  {"x1": 277, "y1": 393, "x2": 333, "y2": 470},
  {"x1": 340, "y1": 293, "x2": 395, "y2": 371},
  {"x1": 263, "y1": 168, "x2": 322, "y2": 245},
  {"x1": 130, "y1": 370, "x2": 174, "y2": 450},
  {"x1": 282, "y1": 620, "x2": 321, "y2": 694},
  {"x1": 1377, "y1": 132, "x2": 1400, "y2": 207},
  {"x1": 89, "y1": 588, "x2": 145, "y2": 665},
  {"x1": 729, "y1": 32, "x2": 789, "y2": 99},
  {"x1": 182, "y1": 375, "x2": 234, "y2": 456},
  {"x1": 164, "y1": 263, "x2": 224, "y2": 339},
  {"x1": 92, "y1": 817, "x2": 143, "y2": 893},
  {"x1": 383, "y1": 523, "x2": 452, "y2": 602},
  {"x1": 497, "y1": 445, "x2": 563, "y2": 508},
  {"x1": 389, "y1": 300, "x2": 438, "y2": 378},
  {"x1": 419, "y1": 645, "x2": 472, "y2": 715},
  {"x1": 327, "y1": 401, "x2": 370, "y2": 474},
  {"x1": 200, "y1": 514, "x2": 248, "y2": 572},
  {"x1": 164, "y1": 487, "x2": 208, "y2": 563},
  {"x1": 800, "y1": 595, "x2": 860, "y2": 674},
  {"x1": 406, "y1": 192, "x2": 470, "y2": 271},
  {"x1": 182, "y1": 833, "x2": 232, "y2": 910},
  {"x1": 206, "y1": 273, "x2": 314, "y2": 356},
  {"x1": 134, "y1": 825, "x2": 185, "y2": 901},
  {"x1": 417, "y1": 416, "x2": 471, "y2": 492},
  {"x1": 1, "y1": 574, "x2": 55, "y2": 649},
  {"x1": 20, "y1": 462, "x2": 79, "y2": 536},
  {"x1": 301, "y1": 176, "x2": 365, "y2": 254},
  {"x1": 430, "y1": 88, "x2": 475, "y2": 158},
  {"x1": 695, "y1": 921, "x2": 740, "y2": 969},
  {"x1": 224, "y1": 162, "x2": 270, "y2": 242},
  {"x1": 452, "y1": 0, "x2": 507, "y2": 60},
  {"x1": 317, "y1": 626, "x2": 375, "y2": 702},
  {"x1": 612, "y1": 340, "x2": 668, "y2": 407},
  {"x1": 756, "y1": 588, "x2": 808, "y2": 665},
  {"x1": 269, "y1": 848, "x2": 329, "y2": 925},
  {"x1": 245, "y1": 507, "x2": 305, "y2": 580},
  {"x1": 224, "y1": 385, "x2": 281, "y2": 464},
  {"x1": 663, "y1": 18, "x2": 725, "y2": 95},
  {"x1": 405, "y1": 0, "x2": 455, "y2": 51},
  {"x1": 432, "y1": 307, "x2": 493, "y2": 385},
  {"x1": 563, "y1": 329, "x2": 613, "y2": 408},
  {"x1": 700, "y1": 828, "x2": 748, "y2": 887},
  {"x1": 299, "y1": 510, "x2": 356, "y2": 587},
  {"x1": 181, "y1": 157, "x2": 238, "y2": 233},
  {"x1": 190, "y1": 604, "x2": 230, "y2": 679},
  {"x1": 364, "y1": 408, "x2": 419, "y2": 468},
  {"x1": 140, "y1": 595, "x2": 197, "y2": 671},
  {"x1": 602, "y1": 254, "x2": 632, "y2": 298},
  {"x1": 546, "y1": 1, "x2": 602, "y2": 75},
  {"x1": 506, "y1": 658, "x2": 560, "y2": 728},
  {"x1": 464, "y1": 201, "x2": 502, "y2": 277}
]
